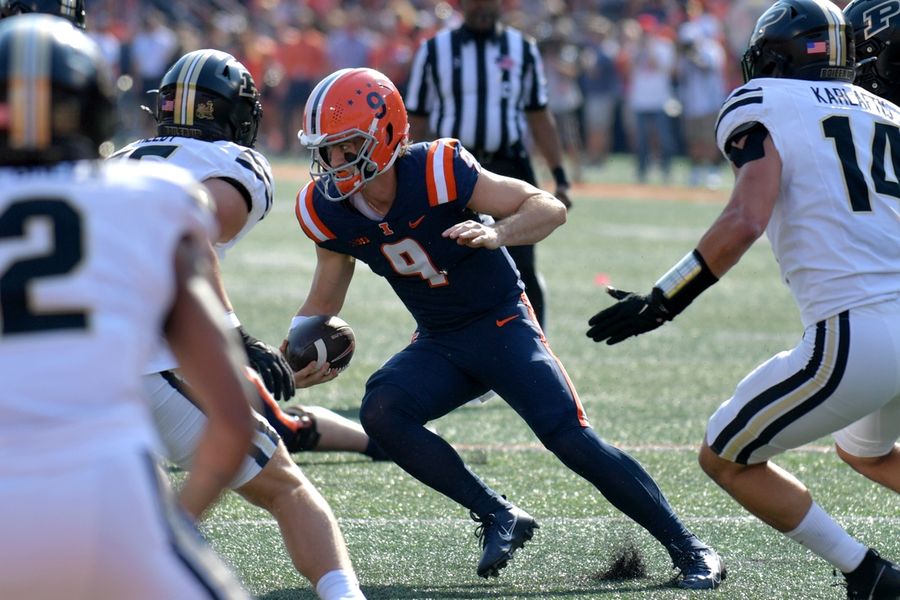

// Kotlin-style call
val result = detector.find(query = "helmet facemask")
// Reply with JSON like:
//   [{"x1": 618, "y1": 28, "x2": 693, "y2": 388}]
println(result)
[{"x1": 305, "y1": 126, "x2": 400, "y2": 201}]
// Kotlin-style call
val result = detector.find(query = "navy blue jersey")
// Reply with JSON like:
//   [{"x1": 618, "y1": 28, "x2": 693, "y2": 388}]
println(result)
[{"x1": 295, "y1": 139, "x2": 523, "y2": 332}]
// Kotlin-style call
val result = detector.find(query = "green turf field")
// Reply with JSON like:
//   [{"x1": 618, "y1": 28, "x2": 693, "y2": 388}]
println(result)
[{"x1": 210, "y1": 156, "x2": 899, "y2": 599}]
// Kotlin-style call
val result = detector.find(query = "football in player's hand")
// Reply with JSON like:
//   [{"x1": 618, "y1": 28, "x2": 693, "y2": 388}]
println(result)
[{"x1": 284, "y1": 316, "x2": 355, "y2": 372}]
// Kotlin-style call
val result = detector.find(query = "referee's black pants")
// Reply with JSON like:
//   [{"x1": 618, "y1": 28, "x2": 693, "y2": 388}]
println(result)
[{"x1": 480, "y1": 153, "x2": 546, "y2": 328}]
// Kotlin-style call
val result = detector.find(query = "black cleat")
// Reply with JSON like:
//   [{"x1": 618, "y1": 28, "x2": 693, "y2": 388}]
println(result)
[
  {"x1": 670, "y1": 546, "x2": 726, "y2": 590},
  {"x1": 844, "y1": 549, "x2": 900, "y2": 599},
  {"x1": 471, "y1": 504, "x2": 538, "y2": 578}
]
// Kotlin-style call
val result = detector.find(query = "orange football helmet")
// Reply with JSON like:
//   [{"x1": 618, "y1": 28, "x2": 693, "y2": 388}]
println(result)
[{"x1": 298, "y1": 68, "x2": 408, "y2": 201}]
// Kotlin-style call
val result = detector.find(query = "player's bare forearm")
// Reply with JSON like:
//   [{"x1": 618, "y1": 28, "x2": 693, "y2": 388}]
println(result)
[
  {"x1": 165, "y1": 236, "x2": 254, "y2": 519},
  {"x1": 178, "y1": 463, "x2": 239, "y2": 521},
  {"x1": 443, "y1": 192, "x2": 565, "y2": 248},
  {"x1": 296, "y1": 246, "x2": 355, "y2": 318},
  {"x1": 467, "y1": 169, "x2": 567, "y2": 246},
  {"x1": 492, "y1": 192, "x2": 567, "y2": 247},
  {"x1": 695, "y1": 201, "x2": 764, "y2": 277},
  {"x1": 206, "y1": 241, "x2": 234, "y2": 310},
  {"x1": 696, "y1": 136, "x2": 780, "y2": 276}
]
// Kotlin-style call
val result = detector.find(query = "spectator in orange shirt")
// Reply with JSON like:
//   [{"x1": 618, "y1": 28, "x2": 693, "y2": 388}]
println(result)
[{"x1": 276, "y1": 11, "x2": 329, "y2": 154}]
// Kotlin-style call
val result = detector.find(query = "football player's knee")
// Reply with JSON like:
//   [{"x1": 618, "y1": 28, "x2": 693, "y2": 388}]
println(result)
[
  {"x1": 359, "y1": 391, "x2": 390, "y2": 438},
  {"x1": 531, "y1": 411, "x2": 581, "y2": 443},
  {"x1": 836, "y1": 442, "x2": 854, "y2": 465},
  {"x1": 697, "y1": 442, "x2": 748, "y2": 487},
  {"x1": 698, "y1": 443, "x2": 732, "y2": 481},
  {"x1": 360, "y1": 385, "x2": 415, "y2": 439},
  {"x1": 238, "y1": 449, "x2": 304, "y2": 508},
  {"x1": 835, "y1": 443, "x2": 889, "y2": 470}
]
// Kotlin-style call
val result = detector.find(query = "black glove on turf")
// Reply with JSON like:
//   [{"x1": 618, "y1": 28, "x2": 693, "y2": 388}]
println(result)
[
  {"x1": 586, "y1": 287, "x2": 674, "y2": 345},
  {"x1": 239, "y1": 327, "x2": 296, "y2": 401}
]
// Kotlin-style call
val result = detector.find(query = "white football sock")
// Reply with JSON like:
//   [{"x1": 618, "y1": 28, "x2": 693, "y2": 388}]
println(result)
[
  {"x1": 315, "y1": 569, "x2": 365, "y2": 600},
  {"x1": 785, "y1": 502, "x2": 867, "y2": 572}
]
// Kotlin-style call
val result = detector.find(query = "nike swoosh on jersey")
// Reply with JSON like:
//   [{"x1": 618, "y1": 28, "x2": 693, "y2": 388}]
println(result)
[
  {"x1": 409, "y1": 215, "x2": 425, "y2": 228},
  {"x1": 495, "y1": 315, "x2": 519, "y2": 327}
]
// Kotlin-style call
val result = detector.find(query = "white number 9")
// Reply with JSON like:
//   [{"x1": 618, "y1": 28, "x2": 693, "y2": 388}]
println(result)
[{"x1": 381, "y1": 238, "x2": 448, "y2": 287}]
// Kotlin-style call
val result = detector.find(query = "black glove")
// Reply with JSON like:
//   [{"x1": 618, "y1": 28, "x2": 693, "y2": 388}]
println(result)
[
  {"x1": 239, "y1": 327, "x2": 296, "y2": 401},
  {"x1": 586, "y1": 287, "x2": 674, "y2": 345}
]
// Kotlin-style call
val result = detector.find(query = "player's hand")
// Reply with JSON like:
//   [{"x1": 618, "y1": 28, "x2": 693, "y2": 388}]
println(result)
[
  {"x1": 442, "y1": 219, "x2": 500, "y2": 249},
  {"x1": 240, "y1": 328, "x2": 296, "y2": 401},
  {"x1": 291, "y1": 360, "x2": 339, "y2": 389},
  {"x1": 586, "y1": 287, "x2": 673, "y2": 345},
  {"x1": 555, "y1": 185, "x2": 572, "y2": 210}
]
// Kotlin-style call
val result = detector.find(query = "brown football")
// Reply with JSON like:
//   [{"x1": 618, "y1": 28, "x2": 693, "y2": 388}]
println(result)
[{"x1": 284, "y1": 315, "x2": 355, "y2": 372}]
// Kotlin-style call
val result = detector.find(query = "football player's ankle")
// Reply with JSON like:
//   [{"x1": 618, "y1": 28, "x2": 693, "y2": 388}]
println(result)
[{"x1": 315, "y1": 569, "x2": 364, "y2": 600}]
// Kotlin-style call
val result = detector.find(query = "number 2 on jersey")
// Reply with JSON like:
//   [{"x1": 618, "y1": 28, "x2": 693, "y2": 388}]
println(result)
[
  {"x1": 0, "y1": 199, "x2": 87, "y2": 335},
  {"x1": 823, "y1": 115, "x2": 900, "y2": 212}
]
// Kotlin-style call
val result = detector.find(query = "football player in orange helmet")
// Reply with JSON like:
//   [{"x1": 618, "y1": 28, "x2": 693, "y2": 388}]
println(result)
[
  {"x1": 299, "y1": 67, "x2": 409, "y2": 201},
  {"x1": 291, "y1": 67, "x2": 724, "y2": 587}
]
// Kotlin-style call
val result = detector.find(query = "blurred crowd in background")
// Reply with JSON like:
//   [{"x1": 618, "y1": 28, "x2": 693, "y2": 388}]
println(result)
[{"x1": 87, "y1": 0, "x2": 799, "y2": 186}]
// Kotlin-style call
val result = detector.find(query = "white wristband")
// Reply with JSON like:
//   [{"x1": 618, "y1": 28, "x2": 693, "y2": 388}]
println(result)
[
  {"x1": 224, "y1": 311, "x2": 241, "y2": 328},
  {"x1": 288, "y1": 315, "x2": 311, "y2": 333}
]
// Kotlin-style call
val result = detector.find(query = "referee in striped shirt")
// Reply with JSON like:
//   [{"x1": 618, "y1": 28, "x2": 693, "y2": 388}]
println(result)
[{"x1": 405, "y1": 0, "x2": 571, "y2": 328}]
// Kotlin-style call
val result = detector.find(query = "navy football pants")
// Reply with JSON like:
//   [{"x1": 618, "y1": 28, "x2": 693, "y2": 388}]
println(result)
[{"x1": 360, "y1": 295, "x2": 697, "y2": 550}]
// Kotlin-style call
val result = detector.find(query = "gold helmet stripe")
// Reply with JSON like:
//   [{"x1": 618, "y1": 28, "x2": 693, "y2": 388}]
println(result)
[
  {"x1": 813, "y1": 0, "x2": 845, "y2": 67},
  {"x1": 10, "y1": 23, "x2": 51, "y2": 149},
  {"x1": 173, "y1": 52, "x2": 212, "y2": 126}
]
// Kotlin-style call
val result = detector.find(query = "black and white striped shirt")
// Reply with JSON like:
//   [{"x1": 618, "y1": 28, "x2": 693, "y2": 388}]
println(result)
[{"x1": 405, "y1": 24, "x2": 549, "y2": 154}]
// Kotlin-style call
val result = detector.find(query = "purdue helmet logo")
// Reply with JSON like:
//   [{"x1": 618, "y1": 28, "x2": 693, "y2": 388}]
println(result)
[
  {"x1": 860, "y1": 0, "x2": 900, "y2": 39},
  {"x1": 756, "y1": 5, "x2": 791, "y2": 37}
]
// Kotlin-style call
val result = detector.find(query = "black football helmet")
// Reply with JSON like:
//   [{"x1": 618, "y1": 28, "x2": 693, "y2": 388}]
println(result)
[
  {"x1": 0, "y1": 14, "x2": 116, "y2": 165},
  {"x1": 741, "y1": 0, "x2": 855, "y2": 83},
  {"x1": 155, "y1": 49, "x2": 262, "y2": 148},
  {"x1": 844, "y1": 0, "x2": 900, "y2": 104},
  {"x1": 0, "y1": 0, "x2": 85, "y2": 29}
]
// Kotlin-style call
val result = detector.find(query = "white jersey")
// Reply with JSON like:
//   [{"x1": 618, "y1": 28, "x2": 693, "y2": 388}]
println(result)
[
  {"x1": 113, "y1": 136, "x2": 273, "y2": 253},
  {"x1": 716, "y1": 78, "x2": 900, "y2": 327},
  {"x1": 112, "y1": 136, "x2": 275, "y2": 373},
  {"x1": 0, "y1": 160, "x2": 215, "y2": 470}
]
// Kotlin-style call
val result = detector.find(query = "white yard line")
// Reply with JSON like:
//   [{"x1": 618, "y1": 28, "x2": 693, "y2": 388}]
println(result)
[{"x1": 213, "y1": 515, "x2": 900, "y2": 527}]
